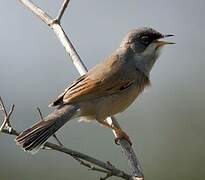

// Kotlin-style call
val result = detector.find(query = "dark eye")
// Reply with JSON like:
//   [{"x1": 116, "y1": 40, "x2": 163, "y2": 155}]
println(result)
[{"x1": 140, "y1": 36, "x2": 150, "y2": 45}]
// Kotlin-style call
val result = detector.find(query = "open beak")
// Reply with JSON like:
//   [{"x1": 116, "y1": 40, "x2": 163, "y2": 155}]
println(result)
[{"x1": 155, "y1": 34, "x2": 175, "y2": 48}]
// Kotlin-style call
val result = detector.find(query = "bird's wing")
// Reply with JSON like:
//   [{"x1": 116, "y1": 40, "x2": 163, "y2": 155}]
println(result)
[
  {"x1": 50, "y1": 74, "x2": 87, "y2": 106},
  {"x1": 50, "y1": 53, "x2": 135, "y2": 106}
]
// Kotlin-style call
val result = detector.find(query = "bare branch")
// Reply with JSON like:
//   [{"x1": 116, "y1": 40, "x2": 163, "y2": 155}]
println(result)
[
  {"x1": 36, "y1": 107, "x2": 43, "y2": 120},
  {"x1": 107, "y1": 117, "x2": 144, "y2": 178},
  {"x1": 51, "y1": 23, "x2": 88, "y2": 74},
  {"x1": 18, "y1": 0, "x2": 53, "y2": 25},
  {"x1": 0, "y1": 97, "x2": 7, "y2": 115},
  {"x1": 0, "y1": 97, "x2": 14, "y2": 131},
  {"x1": 52, "y1": 133, "x2": 63, "y2": 146},
  {"x1": 17, "y1": 0, "x2": 87, "y2": 74},
  {"x1": 72, "y1": 156, "x2": 110, "y2": 174},
  {"x1": 0, "y1": 99, "x2": 131, "y2": 179},
  {"x1": 56, "y1": 0, "x2": 70, "y2": 22},
  {"x1": 100, "y1": 172, "x2": 113, "y2": 180},
  {"x1": 44, "y1": 142, "x2": 131, "y2": 179}
]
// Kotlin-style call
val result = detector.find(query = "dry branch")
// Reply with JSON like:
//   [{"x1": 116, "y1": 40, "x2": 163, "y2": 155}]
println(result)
[
  {"x1": 0, "y1": 97, "x2": 130, "y2": 179},
  {"x1": 1, "y1": 0, "x2": 144, "y2": 179}
]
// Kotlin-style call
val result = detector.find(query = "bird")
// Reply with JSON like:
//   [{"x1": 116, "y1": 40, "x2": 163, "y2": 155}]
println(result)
[{"x1": 15, "y1": 27, "x2": 174, "y2": 154}]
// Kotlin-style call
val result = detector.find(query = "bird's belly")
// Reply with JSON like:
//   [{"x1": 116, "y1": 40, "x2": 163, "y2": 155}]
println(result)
[
  {"x1": 78, "y1": 84, "x2": 141, "y2": 121},
  {"x1": 99, "y1": 86, "x2": 140, "y2": 117}
]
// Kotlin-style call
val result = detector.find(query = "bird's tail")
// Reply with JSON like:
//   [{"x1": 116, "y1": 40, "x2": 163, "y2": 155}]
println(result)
[{"x1": 15, "y1": 105, "x2": 78, "y2": 154}]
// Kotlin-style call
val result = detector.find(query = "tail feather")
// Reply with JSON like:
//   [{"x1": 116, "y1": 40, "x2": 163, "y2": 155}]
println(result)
[
  {"x1": 24, "y1": 120, "x2": 60, "y2": 152},
  {"x1": 15, "y1": 105, "x2": 78, "y2": 154},
  {"x1": 23, "y1": 123, "x2": 54, "y2": 150},
  {"x1": 16, "y1": 120, "x2": 49, "y2": 144}
]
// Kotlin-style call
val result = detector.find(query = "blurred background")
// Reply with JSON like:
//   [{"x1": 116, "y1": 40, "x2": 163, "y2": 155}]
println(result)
[{"x1": 0, "y1": 0, "x2": 204, "y2": 179}]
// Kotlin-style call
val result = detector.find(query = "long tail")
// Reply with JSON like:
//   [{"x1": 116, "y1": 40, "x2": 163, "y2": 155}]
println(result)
[{"x1": 15, "y1": 105, "x2": 78, "y2": 154}]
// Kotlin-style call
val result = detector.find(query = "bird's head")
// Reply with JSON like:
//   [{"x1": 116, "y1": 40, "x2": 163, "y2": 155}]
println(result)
[{"x1": 120, "y1": 27, "x2": 174, "y2": 77}]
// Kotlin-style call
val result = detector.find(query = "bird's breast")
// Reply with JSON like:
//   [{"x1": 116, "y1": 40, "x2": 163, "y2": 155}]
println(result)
[{"x1": 78, "y1": 74, "x2": 149, "y2": 121}]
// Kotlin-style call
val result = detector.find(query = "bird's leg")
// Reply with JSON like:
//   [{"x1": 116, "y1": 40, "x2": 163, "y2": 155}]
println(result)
[
  {"x1": 114, "y1": 128, "x2": 132, "y2": 146},
  {"x1": 98, "y1": 120, "x2": 132, "y2": 146}
]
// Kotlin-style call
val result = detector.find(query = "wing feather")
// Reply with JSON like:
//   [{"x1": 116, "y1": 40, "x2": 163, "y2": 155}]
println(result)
[{"x1": 50, "y1": 53, "x2": 137, "y2": 106}]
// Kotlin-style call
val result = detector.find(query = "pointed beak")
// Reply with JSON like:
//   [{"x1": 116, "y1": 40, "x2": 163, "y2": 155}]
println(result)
[{"x1": 155, "y1": 34, "x2": 175, "y2": 48}]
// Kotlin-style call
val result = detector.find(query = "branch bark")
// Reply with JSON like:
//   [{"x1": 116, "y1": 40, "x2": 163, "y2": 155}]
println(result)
[
  {"x1": 56, "y1": 0, "x2": 70, "y2": 22},
  {"x1": 2, "y1": 0, "x2": 144, "y2": 179}
]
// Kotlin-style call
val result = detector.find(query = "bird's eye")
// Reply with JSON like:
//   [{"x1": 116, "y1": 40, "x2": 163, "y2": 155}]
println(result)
[{"x1": 140, "y1": 36, "x2": 150, "y2": 45}]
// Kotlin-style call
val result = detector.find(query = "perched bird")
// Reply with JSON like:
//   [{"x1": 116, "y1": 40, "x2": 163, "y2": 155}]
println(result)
[{"x1": 15, "y1": 27, "x2": 174, "y2": 154}]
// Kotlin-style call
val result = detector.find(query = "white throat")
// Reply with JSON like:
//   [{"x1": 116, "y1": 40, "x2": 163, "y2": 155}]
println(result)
[{"x1": 134, "y1": 43, "x2": 162, "y2": 77}]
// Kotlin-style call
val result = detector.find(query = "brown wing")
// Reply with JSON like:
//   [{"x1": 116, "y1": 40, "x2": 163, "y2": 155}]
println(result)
[
  {"x1": 51, "y1": 76, "x2": 135, "y2": 106},
  {"x1": 50, "y1": 75, "x2": 87, "y2": 106},
  {"x1": 50, "y1": 53, "x2": 136, "y2": 106},
  {"x1": 64, "y1": 78, "x2": 134, "y2": 104}
]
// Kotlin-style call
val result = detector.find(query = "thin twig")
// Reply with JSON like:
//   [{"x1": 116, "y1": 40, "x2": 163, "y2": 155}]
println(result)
[
  {"x1": 56, "y1": 0, "x2": 70, "y2": 23},
  {"x1": 52, "y1": 133, "x2": 63, "y2": 146},
  {"x1": 72, "y1": 156, "x2": 110, "y2": 174},
  {"x1": 18, "y1": 0, "x2": 52, "y2": 25},
  {"x1": 0, "y1": 97, "x2": 14, "y2": 131},
  {"x1": 36, "y1": 107, "x2": 43, "y2": 120},
  {"x1": 0, "y1": 97, "x2": 7, "y2": 115},
  {"x1": 18, "y1": 0, "x2": 87, "y2": 74},
  {"x1": 100, "y1": 172, "x2": 113, "y2": 180}
]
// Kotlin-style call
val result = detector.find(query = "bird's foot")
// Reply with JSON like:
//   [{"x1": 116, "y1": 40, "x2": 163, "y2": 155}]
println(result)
[{"x1": 114, "y1": 128, "x2": 132, "y2": 146}]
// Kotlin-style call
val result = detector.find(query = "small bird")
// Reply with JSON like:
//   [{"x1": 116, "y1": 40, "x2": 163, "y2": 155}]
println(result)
[{"x1": 15, "y1": 27, "x2": 174, "y2": 154}]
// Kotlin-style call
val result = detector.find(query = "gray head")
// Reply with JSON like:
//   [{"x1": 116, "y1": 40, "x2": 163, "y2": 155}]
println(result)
[{"x1": 120, "y1": 27, "x2": 174, "y2": 77}]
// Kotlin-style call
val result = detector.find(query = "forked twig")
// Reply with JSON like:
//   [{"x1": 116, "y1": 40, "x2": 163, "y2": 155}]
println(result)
[{"x1": 0, "y1": 97, "x2": 15, "y2": 132}]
